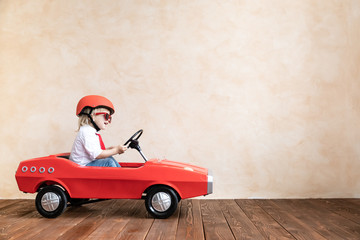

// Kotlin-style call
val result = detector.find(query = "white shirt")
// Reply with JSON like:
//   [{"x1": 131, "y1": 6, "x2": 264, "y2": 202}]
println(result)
[{"x1": 69, "y1": 125, "x2": 103, "y2": 166}]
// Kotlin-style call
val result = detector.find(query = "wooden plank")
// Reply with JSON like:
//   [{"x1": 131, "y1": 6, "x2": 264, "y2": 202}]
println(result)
[
  {"x1": 0, "y1": 200, "x2": 39, "y2": 239},
  {"x1": 8, "y1": 199, "x2": 112, "y2": 240},
  {"x1": 0, "y1": 199, "x2": 19, "y2": 210},
  {"x1": 2, "y1": 199, "x2": 360, "y2": 239},
  {"x1": 256, "y1": 200, "x2": 327, "y2": 240},
  {"x1": 145, "y1": 202, "x2": 180, "y2": 240},
  {"x1": 57, "y1": 199, "x2": 124, "y2": 240},
  {"x1": 201, "y1": 200, "x2": 235, "y2": 240},
  {"x1": 346, "y1": 198, "x2": 360, "y2": 208},
  {"x1": 236, "y1": 199, "x2": 294, "y2": 240},
  {"x1": 86, "y1": 199, "x2": 141, "y2": 239},
  {"x1": 279, "y1": 199, "x2": 359, "y2": 239},
  {"x1": 10, "y1": 210, "x2": 92, "y2": 240},
  {"x1": 306, "y1": 199, "x2": 360, "y2": 238},
  {"x1": 114, "y1": 200, "x2": 154, "y2": 240},
  {"x1": 219, "y1": 200, "x2": 265, "y2": 240},
  {"x1": 4, "y1": 208, "x2": 44, "y2": 239},
  {"x1": 318, "y1": 199, "x2": 360, "y2": 224},
  {"x1": 0, "y1": 200, "x2": 32, "y2": 217},
  {"x1": 176, "y1": 199, "x2": 205, "y2": 240}
]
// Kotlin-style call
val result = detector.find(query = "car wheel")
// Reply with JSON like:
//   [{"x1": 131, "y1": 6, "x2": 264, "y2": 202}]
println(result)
[
  {"x1": 145, "y1": 186, "x2": 178, "y2": 219},
  {"x1": 35, "y1": 185, "x2": 67, "y2": 218}
]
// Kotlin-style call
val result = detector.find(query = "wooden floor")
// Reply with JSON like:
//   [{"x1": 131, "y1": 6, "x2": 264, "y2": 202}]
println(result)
[{"x1": 1, "y1": 199, "x2": 360, "y2": 239}]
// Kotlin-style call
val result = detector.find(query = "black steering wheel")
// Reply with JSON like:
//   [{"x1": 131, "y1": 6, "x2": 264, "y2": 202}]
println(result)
[
  {"x1": 124, "y1": 129, "x2": 143, "y2": 147},
  {"x1": 124, "y1": 129, "x2": 148, "y2": 161}
]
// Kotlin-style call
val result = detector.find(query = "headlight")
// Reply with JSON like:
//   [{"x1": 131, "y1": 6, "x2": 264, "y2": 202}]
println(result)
[{"x1": 207, "y1": 169, "x2": 213, "y2": 195}]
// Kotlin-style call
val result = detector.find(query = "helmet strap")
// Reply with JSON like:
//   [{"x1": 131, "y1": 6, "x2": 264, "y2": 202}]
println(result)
[{"x1": 86, "y1": 108, "x2": 100, "y2": 132}]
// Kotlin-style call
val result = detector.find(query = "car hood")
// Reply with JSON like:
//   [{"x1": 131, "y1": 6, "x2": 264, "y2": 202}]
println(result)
[{"x1": 147, "y1": 159, "x2": 208, "y2": 175}]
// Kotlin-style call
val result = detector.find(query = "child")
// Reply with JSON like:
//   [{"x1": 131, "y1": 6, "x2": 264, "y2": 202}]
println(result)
[{"x1": 69, "y1": 95, "x2": 127, "y2": 167}]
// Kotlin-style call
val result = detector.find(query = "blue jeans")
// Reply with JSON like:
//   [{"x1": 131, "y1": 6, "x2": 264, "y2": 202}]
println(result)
[{"x1": 86, "y1": 157, "x2": 121, "y2": 167}]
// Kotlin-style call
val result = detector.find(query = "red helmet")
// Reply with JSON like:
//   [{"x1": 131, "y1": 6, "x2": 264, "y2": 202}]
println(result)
[{"x1": 76, "y1": 95, "x2": 115, "y2": 116}]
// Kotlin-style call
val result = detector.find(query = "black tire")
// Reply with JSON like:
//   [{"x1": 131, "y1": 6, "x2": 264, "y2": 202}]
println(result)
[
  {"x1": 35, "y1": 185, "x2": 67, "y2": 218},
  {"x1": 145, "y1": 186, "x2": 178, "y2": 219}
]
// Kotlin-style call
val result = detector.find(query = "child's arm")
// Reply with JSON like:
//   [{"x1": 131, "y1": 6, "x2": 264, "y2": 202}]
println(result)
[{"x1": 96, "y1": 145, "x2": 127, "y2": 159}]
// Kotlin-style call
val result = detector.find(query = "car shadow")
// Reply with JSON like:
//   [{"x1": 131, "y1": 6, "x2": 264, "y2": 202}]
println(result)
[
  {"x1": 64, "y1": 199, "x2": 151, "y2": 219},
  {"x1": 9, "y1": 199, "x2": 152, "y2": 220}
]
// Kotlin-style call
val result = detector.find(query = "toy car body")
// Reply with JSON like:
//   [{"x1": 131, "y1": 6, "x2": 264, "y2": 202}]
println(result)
[{"x1": 15, "y1": 130, "x2": 213, "y2": 218}]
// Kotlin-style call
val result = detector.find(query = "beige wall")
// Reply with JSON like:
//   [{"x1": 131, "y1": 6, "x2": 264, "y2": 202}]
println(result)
[{"x1": 1, "y1": 0, "x2": 360, "y2": 199}]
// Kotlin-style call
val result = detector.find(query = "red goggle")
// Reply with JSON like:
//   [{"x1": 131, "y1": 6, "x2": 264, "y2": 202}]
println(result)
[{"x1": 95, "y1": 112, "x2": 112, "y2": 123}]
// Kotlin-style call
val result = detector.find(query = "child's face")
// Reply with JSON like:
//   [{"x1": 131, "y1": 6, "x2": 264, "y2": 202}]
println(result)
[{"x1": 93, "y1": 109, "x2": 111, "y2": 131}]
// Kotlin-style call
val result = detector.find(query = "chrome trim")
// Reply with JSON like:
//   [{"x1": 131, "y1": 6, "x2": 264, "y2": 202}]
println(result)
[
  {"x1": 22, "y1": 166, "x2": 28, "y2": 172},
  {"x1": 30, "y1": 166, "x2": 36, "y2": 173},
  {"x1": 207, "y1": 169, "x2": 213, "y2": 195},
  {"x1": 41, "y1": 192, "x2": 60, "y2": 212},
  {"x1": 48, "y1": 167, "x2": 54, "y2": 174},
  {"x1": 39, "y1": 167, "x2": 45, "y2": 173},
  {"x1": 152, "y1": 192, "x2": 171, "y2": 212}
]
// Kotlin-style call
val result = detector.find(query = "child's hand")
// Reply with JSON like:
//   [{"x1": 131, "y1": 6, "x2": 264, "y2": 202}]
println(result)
[{"x1": 117, "y1": 145, "x2": 127, "y2": 154}]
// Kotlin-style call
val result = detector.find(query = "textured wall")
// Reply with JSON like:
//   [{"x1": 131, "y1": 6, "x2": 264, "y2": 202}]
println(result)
[{"x1": 1, "y1": 0, "x2": 360, "y2": 199}]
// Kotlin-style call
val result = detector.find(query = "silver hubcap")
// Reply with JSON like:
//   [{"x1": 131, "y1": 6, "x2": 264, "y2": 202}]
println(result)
[
  {"x1": 41, "y1": 192, "x2": 60, "y2": 212},
  {"x1": 152, "y1": 192, "x2": 171, "y2": 212}
]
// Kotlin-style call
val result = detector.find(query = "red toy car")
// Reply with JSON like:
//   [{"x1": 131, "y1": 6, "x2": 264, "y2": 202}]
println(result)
[{"x1": 15, "y1": 130, "x2": 213, "y2": 219}]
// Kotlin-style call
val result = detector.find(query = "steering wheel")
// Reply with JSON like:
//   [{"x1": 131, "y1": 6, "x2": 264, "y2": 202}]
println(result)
[
  {"x1": 124, "y1": 129, "x2": 148, "y2": 161},
  {"x1": 124, "y1": 129, "x2": 143, "y2": 146}
]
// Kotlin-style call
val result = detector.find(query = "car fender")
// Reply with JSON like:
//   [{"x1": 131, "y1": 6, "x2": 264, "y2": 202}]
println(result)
[
  {"x1": 34, "y1": 178, "x2": 72, "y2": 196},
  {"x1": 142, "y1": 181, "x2": 182, "y2": 200}
]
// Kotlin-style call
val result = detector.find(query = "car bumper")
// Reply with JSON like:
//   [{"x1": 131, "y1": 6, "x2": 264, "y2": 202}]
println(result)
[{"x1": 207, "y1": 169, "x2": 213, "y2": 195}]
